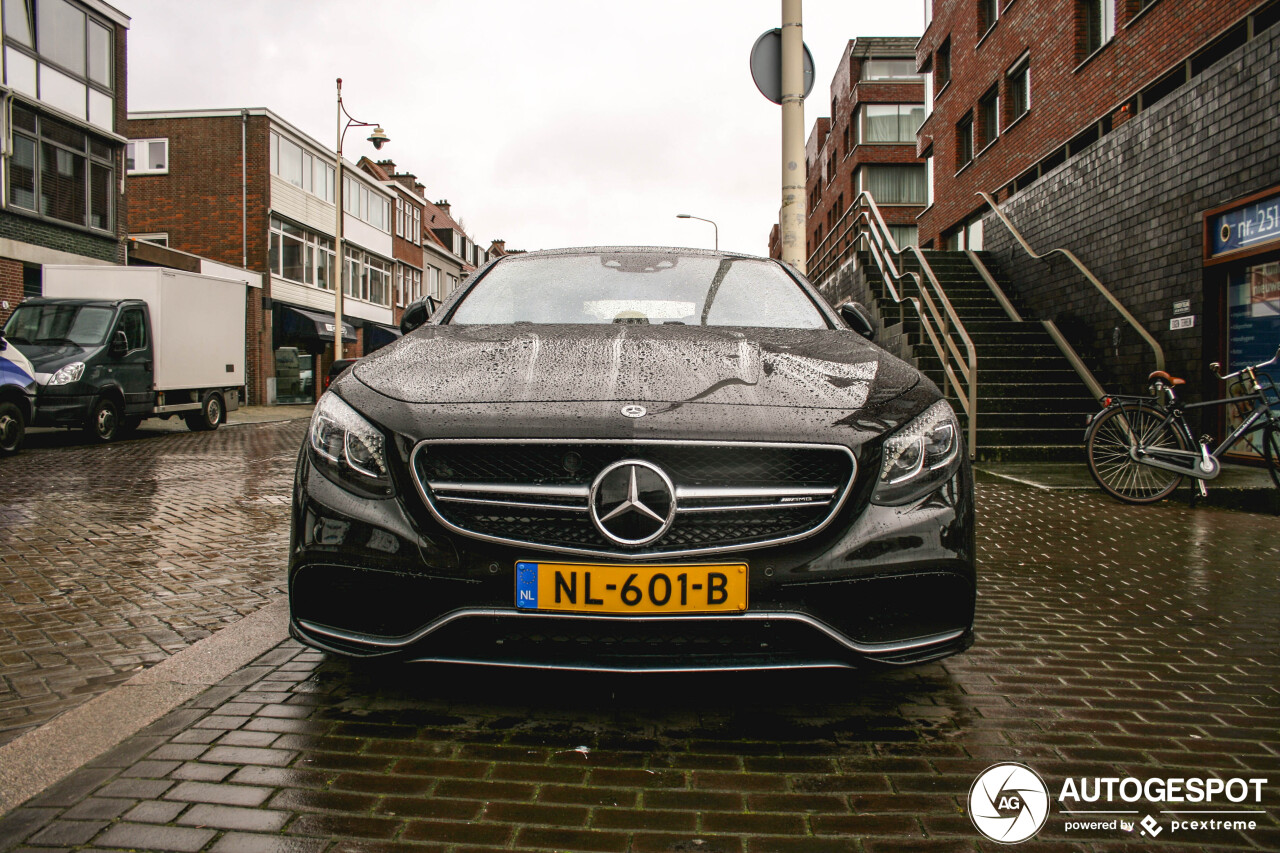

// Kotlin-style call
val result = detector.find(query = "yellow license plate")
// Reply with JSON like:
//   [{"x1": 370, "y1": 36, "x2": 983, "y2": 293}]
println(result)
[{"x1": 515, "y1": 561, "x2": 748, "y2": 614}]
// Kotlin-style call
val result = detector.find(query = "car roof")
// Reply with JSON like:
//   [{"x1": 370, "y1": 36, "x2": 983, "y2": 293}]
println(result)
[{"x1": 493, "y1": 246, "x2": 773, "y2": 262}]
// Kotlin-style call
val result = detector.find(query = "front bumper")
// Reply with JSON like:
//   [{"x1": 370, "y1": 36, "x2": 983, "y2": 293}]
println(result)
[
  {"x1": 32, "y1": 391, "x2": 94, "y2": 427},
  {"x1": 288, "y1": 440, "x2": 976, "y2": 671}
]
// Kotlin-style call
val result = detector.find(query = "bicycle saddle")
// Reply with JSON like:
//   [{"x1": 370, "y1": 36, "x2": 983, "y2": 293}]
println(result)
[{"x1": 1148, "y1": 370, "x2": 1185, "y2": 386}]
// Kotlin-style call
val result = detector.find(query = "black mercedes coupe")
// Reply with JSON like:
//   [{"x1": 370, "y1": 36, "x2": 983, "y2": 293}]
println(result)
[{"x1": 289, "y1": 247, "x2": 975, "y2": 671}]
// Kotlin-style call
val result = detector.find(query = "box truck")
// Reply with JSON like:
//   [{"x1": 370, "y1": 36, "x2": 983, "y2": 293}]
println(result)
[{"x1": 1, "y1": 265, "x2": 246, "y2": 443}]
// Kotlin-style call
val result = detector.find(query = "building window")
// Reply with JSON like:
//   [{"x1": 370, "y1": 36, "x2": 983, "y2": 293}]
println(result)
[
  {"x1": 7, "y1": 103, "x2": 114, "y2": 232},
  {"x1": 857, "y1": 164, "x2": 928, "y2": 205},
  {"x1": 1007, "y1": 55, "x2": 1030, "y2": 123},
  {"x1": 861, "y1": 58, "x2": 921, "y2": 81},
  {"x1": 342, "y1": 174, "x2": 390, "y2": 233},
  {"x1": 125, "y1": 138, "x2": 167, "y2": 174},
  {"x1": 978, "y1": 86, "x2": 999, "y2": 148},
  {"x1": 2, "y1": 0, "x2": 115, "y2": 131},
  {"x1": 861, "y1": 103, "x2": 926, "y2": 143},
  {"x1": 978, "y1": 0, "x2": 999, "y2": 34},
  {"x1": 889, "y1": 224, "x2": 919, "y2": 248},
  {"x1": 1081, "y1": 0, "x2": 1115, "y2": 57},
  {"x1": 342, "y1": 247, "x2": 391, "y2": 307},
  {"x1": 935, "y1": 38, "x2": 951, "y2": 92},
  {"x1": 956, "y1": 113, "x2": 974, "y2": 170},
  {"x1": 269, "y1": 131, "x2": 335, "y2": 204},
  {"x1": 269, "y1": 216, "x2": 334, "y2": 290},
  {"x1": 394, "y1": 198, "x2": 421, "y2": 245}
]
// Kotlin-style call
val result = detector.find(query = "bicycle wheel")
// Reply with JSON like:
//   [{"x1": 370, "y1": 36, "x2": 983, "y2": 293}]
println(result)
[
  {"x1": 1086, "y1": 404, "x2": 1188, "y2": 504},
  {"x1": 1263, "y1": 422, "x2": 1280, "y2": 490}
]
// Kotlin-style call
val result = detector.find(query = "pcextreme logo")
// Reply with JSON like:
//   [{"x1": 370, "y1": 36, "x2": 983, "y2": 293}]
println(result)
[{"x1": 968, "y1": 764, "x2": 1269, "y2": 844}]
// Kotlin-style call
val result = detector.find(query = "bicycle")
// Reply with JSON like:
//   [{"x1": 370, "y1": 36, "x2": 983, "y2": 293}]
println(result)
[{"x1": 1084, "y1": 345, "x2": 1280, "y2": 504}]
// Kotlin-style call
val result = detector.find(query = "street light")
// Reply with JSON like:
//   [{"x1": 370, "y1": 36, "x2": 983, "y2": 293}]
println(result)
[
  {"x1": 676, "y1": 213, "x2": 718, "y2": 251},
  {"x1": 334, "y1": 77, "x2": 389, "y2": 361}
]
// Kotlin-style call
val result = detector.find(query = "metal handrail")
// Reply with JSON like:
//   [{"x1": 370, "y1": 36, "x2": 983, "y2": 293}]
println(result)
[
  {"x1": 805, "y1": 193, "x2": 978, "y2": 459},
  {"x1": 966, "y1": 249, "x2": 1109, "y2": 401},
  {"x1": 976, "y1": 190, "x2": 1164, "y2": 372}
]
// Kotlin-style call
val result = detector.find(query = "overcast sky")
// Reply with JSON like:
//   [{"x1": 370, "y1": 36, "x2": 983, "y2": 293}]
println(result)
[{"x1": 122, "y1": 1, "x2": 924, "y2": 256}]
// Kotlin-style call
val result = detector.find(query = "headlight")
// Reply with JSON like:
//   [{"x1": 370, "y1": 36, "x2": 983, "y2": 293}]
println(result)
[
  {"x1": 47, "y1": 362, "x2": 86, "y2": 386},
  {"x1": 308, "y1": 392, "x2": 393, "y2": 497},
  {"x1": 872, "y1": 400, "x2": 961, "y2": 505}
]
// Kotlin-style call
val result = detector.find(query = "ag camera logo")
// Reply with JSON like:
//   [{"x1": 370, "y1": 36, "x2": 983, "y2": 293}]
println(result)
[{"x1": 969, "y1": 763, "x2": 1051, "y2": 844}]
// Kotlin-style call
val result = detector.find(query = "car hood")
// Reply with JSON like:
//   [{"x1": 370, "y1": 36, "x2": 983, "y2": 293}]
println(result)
[
  {"x1": 353, "y1": 324, "x2": 918, "y2": 410},
  {"x1": 11, "y1": 342, "x2": 90, "y2": 374}
]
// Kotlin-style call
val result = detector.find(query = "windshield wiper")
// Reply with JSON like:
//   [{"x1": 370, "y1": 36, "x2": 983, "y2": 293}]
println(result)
[
  {"x1": 4, "y1": 334, "x2": 30, "y2": 344},
  {"x1": 33, "y1": 337, "x2": 79, "y2": 346}
]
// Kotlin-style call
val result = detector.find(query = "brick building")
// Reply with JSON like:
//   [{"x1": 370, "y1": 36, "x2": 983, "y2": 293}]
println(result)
[
  {"x1": 804, "y1": 38, "x2": 927, "y2": 272},
  {"x1": 126, "y1": 108, "x2": 400, "y2": 404},
  {"x1": 0, "y1": 0, "x2": 130, "y2": 325},
  {"x1": 917, "y1": 0, "x2": 1280, "y2": 438}
]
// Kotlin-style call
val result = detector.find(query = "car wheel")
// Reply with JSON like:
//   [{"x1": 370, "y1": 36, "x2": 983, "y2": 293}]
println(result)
[
  {"x1": 186, "y1": 392, "x2": 224, "y2": 432},
  {"x1": 85, "y1": 397, "x2": 121, "y2": 443},
  {"x1": 0, "y1": 401, "x2": 25, "y2": 455}
]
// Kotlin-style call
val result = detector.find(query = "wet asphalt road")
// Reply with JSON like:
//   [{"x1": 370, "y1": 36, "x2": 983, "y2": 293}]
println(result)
[{"x1": 0, "y1": 419, "x2": 1278, "y2": 851}]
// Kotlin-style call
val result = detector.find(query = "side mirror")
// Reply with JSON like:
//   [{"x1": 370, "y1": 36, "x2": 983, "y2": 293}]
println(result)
[
  {"x1": 110, "y1": 330, "x2": 128, "y2": 356},
  {"x1": 400, "y1": 296, "x2": 437, "y2": 334},
  {"x1": 838, "y1": 301, "x2": 876, "y2": 340}
]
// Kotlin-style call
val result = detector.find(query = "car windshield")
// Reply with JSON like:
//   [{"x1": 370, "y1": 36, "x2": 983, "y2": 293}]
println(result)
[
  {"x1": 3, "y1": 304, "x2": 115, "y2": 346},
  {"x1": 447, "y1": 252, "x2": 829, "y2": 329}
]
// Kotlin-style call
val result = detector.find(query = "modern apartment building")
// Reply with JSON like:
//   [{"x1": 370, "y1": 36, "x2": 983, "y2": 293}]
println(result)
[
  {"x1": 805, "y1": 38, "x2": 927, "y2": 272},
  {"x1": 0, "y1": 0, "x2": 130, "y2": 324},
  {"x1": 917, "y1": 0, "x2": 1280, "y2": 404}
]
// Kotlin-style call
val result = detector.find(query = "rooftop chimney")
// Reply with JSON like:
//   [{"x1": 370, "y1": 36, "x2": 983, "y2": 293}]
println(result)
[{"x1": 436, "y1": 200, "x2": 451, "y2": 216}]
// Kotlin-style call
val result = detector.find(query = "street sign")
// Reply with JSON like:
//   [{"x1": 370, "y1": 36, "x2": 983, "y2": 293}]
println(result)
[{"x1": 750, "y1": 28, "x2": 815, "y2": 105}]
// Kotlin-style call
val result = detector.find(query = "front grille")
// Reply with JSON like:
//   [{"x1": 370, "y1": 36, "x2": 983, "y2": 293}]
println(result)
[{"x1": 410, "y1": 440, "x2": 856, "y2": 558}]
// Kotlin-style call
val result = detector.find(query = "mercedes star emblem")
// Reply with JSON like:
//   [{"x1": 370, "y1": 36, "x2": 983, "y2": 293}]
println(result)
[
  {"x1": 589, "y1": 459, "x2": 677, "y2": 546},
  {"x1": 621, "y1": 405, "x2": 647, "y2": 418}
]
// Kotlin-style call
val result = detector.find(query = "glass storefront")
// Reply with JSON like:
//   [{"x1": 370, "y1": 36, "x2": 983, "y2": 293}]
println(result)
[
  {"x1": 1225, "y1": 259, "x2": 1280, "y2": 458},
  {"x1": 274, "y1": 346, "x2": 314, "y2": 404}
]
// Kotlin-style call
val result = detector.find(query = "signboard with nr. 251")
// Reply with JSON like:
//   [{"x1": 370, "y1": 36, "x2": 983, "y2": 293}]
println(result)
[{"x1": 1211, "y1": 191, "x2": 1280, "y2": 257}]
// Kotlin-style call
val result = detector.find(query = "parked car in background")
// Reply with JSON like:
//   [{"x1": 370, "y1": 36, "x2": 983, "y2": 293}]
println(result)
[
  {"x1": 0, "y1": 329, "x2": 37, "y2": 455},
  {"x1": 324, "y1": 358, "x2": 359, "y2": 391},
  {"x1": 3, "y1": 266, "x2": 246, "y2": 442},
  {"x1": 290, "y1": 247, "x2": 975, "y2": 673}
]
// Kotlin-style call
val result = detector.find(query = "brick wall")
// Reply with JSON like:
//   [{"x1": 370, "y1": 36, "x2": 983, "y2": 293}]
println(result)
[
  {"x1": 980, "y1": 24, "x2": 1280, "y2": 399},
  {"x1": 0, "y1": 259, "x2": 22, "y2": 327},
  {"x1": 918, "y1": 0, "x2": 1261, "y2": 246},
  {"x1": 126, "y1": 114, "x2": 273, "y2": 403}
]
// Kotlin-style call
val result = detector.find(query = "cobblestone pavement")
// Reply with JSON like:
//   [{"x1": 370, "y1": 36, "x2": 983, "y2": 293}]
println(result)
[
  {"x1": 0, "y1": 421, "x2": 306, "y2": 745},
  {"x1": 1, "y1": 420, "x2": 1279, "y2": 851}
]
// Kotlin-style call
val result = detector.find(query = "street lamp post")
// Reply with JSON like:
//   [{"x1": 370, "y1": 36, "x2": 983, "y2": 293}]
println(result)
[
  {"x1": 676, "y1": 213, "x2": 719, "y2": 251},
  {"x1": 334, "y1": 78, "x2": 389, "y2": 361}
]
